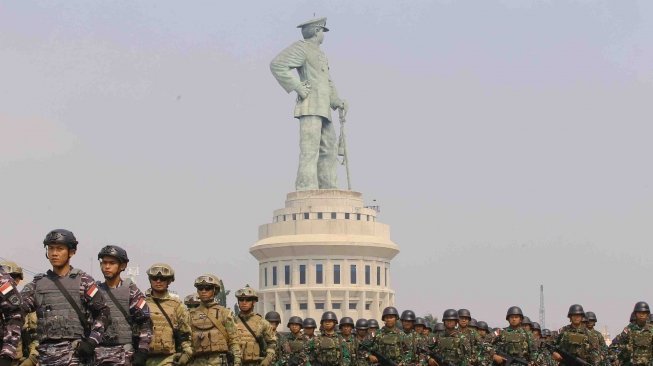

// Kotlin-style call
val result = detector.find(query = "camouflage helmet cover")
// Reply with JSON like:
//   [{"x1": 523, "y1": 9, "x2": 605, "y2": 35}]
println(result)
[
  {"x1": 235, "y1": 284, "x2": 258, "y2": 300},
  {"x1": 194, "y1": 274, "x2": 221, "y2": 290},
  {"x1": 147, "y1": 263, "x2": 175, "y2": 281},
  {"x1": 0, "y1": 260, "x2": 23, "y2": 279}
]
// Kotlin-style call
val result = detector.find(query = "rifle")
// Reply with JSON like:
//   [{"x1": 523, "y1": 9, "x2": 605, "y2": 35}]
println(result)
[
  {"x1": 494, "y1": 350, "x2": 529, "y2": 366},
  {"x1": 359, "y1": 341, "x2": 398, "y2": 366},
  {"x1": 417, "y1": 346, "x2": 453, "y2": 366},
  {"x1": 543, "y1": 343, "x2": 593, "y2": 366}
]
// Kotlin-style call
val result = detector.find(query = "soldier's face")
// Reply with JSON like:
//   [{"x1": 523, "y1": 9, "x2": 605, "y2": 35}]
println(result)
[
  {"x1": 422, "y1": 329, "x2": 430, "y2": 336},
  {"x1": 383, "y1": 315, "x2": 397, "y2": 328},
  {"x1": 289, "y1": 324, "x2": 301, "y2": 334},
  {"x1": 636, "y1": 312, "x2": 649, "y2": 325},
  {"x1": 459, "y1": 318, "x2": 469, "y2": 328},
  {"x1": 196, "y1": 285, "x2": 216, "y2": 302},
  {"x1": 479, "y1": 330, "x2": 487, "y2": 336},
  {"x1": 340, "y1": 324, "x2": 353, "y2": 336},
  {"x1": 237, "y1": 297, "x2": 255, "y2": 313},
  {"x1": 586, "y1": 321, "x2": 595, "y2": 330},
  {"x1": 569, "y1": 314, "x2": 583, "y2": 326},
  {"x1": 521, "y1": 324, "x2": 532, "y2": 331},
  {"x1": 444, "y1": 320, "x2": 457, "y2": 330},
  {"x1": 47, "y1": 244, "x2": 74, "y2": 267},
  {"x1": 357, "y1": 329, "x2": 368, "y2": 338},
  {"x1": 100, "y1": 256, "x2": 126, "y2": 280},
  {"x1": 269, "y1": 322, "x2": 279, "y2": 331},
  {"x1": 322, "y1": 320, "x2": 336, "y2": 332},
  {"x1": 532, "y1": 330, "x2": 541, "y2": 339},
  {"x1": 149, "y1": 276, "x2": 171, "y2": 292},
  {"x1": 508, "y1": 315, "x2": 522, "y2": 327},
  {"x1": 402, "y1": 320, "x2": 414, "y2": 331},
  {"x1": 414, "y1": 325, "x2": 425, "y2": 333},
  {"x1": 304, "y1": 327, "x2": 315, "y2": 336}
]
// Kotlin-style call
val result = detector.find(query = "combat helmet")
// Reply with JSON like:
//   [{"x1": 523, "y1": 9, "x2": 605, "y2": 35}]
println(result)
[
  {"x1": 287, "y1": 316, "x2": 303, "y2": 328},
  {"x1": 321, "y1": 311, "x2": 338, "y2": 323},
  {"x1": 339, "y1": 317, "x2": 354, "y2": 328},
  {"x1": 235, "y1": 284, "x2": 258, "y2": 301},
  {"x1": 415, "y1": 317, "x2": 426, "y2": 327},
  {"x1": 0, "y1": 260, "x2": 23, "y2": 280},
  {"x1": 522, "y1": 316, "x2": 532, "y2": 326},
  {"x1": 303, "y1": 318, "x2": 317, "y2": 329},
  {"x1": 567, "y1": 304, "x2": 585, "y2": 317},
  {"x1": 442, "y1": 309, "x2": 459, "y2": 321},
  {"x1": 194, "y1": 274, "x2": 221, "y2": 290},
  {"x1": 184, "y1": 294, "x2": 200, "y2": 308},
  {"x1": 265, "y1": 311, "x2": 281, "y2": 323},
  {"x1": 43, "y1": 229, "x2": 78, "y2": 250},
  {"x1": 367, "y1": 319, "x2": 380, "y2": 329},
  {"x1": 585, "y1": 312, "x2": 597, "y2": 322},
  {"x1": 147, "y1": 263, "x2": 175, "y2": 281},
  {"x1": 505, "y1": 306, "x2": 524, "y2": 320},
  {"x1": 477, "y1": 321, "x2": 489, "y2": 332},
  {"x1": 433, "y1": 323, "x2": 446, "y2": 332},
  {"x1": 531, "y1": 322, "x2": 541, "y2": 331},
  {"x1": 355, "y1": 319, "x2": 369, "y2": 330},
  {"x1": 401, "y1": 310, "x2": 416, "y2": 321},
  {"x1": 382, "y1": 306, "x2": 400, "y2": 320},
  {"x1": 469, "y1": 318, "x2": 478, "y2": 328},
  {"x1": 98, "y1": 245, "x2": 129, "y2": 264},
  {"x1": 633, "y1": 301, "x2": 651, "y2": 314},
  {"x1": 458, "y1": 309, "x2": 472, "y2": 319}
]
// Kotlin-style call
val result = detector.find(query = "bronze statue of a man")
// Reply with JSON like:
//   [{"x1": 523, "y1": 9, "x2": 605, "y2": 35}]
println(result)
[{"x1": 270, "y1": 17, "x2": 348, "y2": 191}]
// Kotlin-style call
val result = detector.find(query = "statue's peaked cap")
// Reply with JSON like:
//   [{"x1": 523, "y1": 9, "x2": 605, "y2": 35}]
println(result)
[{"x1": 297, "y1": 17, "x2": 329, "y2": 32}]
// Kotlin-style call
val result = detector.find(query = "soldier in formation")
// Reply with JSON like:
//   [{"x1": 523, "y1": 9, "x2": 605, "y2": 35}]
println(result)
[
  {"x1": 145, "y1": 263, "x2": 193, "y2": 365},
  {"x1": 234, "y1": 286, "x2": 276, "y2": 366},
  {"x1": 95, "y1": 245, "x2": 152, "y2": 366},
  {"x1": 188, "y1": 274, "x2": 241, "y2": 366},
  {"x1": 0, "y1": 263, "x2": 23, "y2": 366},
  {"x1": 20, "y1": 229, "x2": 111, "y2": 366},
  {"x1": 8, "y1": 230, "x2": 653, "y2": 366}
]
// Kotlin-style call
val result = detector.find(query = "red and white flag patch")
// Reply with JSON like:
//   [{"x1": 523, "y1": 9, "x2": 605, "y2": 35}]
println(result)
[
  {"x1": 0, "y1": 281, "x2": 14, "y2": 295},
  {"x1": 87, "y1": 284, "x2": 98, "y2": 298},
  {"x1": 131, "y1": 297, "x2": 146, "y2": 309}
]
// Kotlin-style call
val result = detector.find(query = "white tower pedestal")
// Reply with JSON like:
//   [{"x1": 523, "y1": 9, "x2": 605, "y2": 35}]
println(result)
[{"x1": 249, "y1": 189, "x2": 399, "y2": 324}]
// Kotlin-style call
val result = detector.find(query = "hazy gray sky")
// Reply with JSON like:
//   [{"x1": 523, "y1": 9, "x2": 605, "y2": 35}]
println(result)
[{"x1": 1, "y1": 1, "x2": 651, "y2": 335}]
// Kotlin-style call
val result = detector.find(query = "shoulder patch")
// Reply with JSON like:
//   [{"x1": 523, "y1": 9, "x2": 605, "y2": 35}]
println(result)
[
  {"x1": 0, "y1": 281, "x2": 15, "y2": 295},
  {"x1": 86, "y1": 283, "x2": 98, "y2": 298}
]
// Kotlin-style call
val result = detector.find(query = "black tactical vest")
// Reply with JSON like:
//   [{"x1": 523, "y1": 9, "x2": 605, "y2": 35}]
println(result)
[
  {"x1": 34, "y1": 269, "x2": 86, "y2": 341},
  {"x1": 98, "y1": 280, "x2": 133, "y2": 346}
]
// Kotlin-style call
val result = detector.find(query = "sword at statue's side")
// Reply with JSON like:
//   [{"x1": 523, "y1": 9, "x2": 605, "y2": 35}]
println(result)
[{"x1": 337, "y1": 101, "x2": 351, "y2": 190}]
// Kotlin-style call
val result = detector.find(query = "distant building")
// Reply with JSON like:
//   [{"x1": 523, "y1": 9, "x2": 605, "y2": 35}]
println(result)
[{"x1": 250, "y1": 190, "x2": 399, "y2": 324}]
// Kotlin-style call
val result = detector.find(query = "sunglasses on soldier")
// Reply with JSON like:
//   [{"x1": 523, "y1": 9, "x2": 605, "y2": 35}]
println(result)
[
  {"x1": 196, "y1": 285, "x2": 213, "y2": 291},
  {"x1": 149, "y1": 276, "x2": 169, "y2": 282}
]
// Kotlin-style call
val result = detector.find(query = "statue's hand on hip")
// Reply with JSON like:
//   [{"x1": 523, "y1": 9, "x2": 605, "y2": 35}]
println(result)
[{"x1": 295, "y1": 81, "x2": 311, "y2": 99}]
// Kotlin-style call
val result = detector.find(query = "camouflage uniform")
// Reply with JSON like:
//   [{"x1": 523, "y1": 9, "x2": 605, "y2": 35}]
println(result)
[
  {"x1": 340, "y1": 334, "x2": 359, "y2": 366},
  {"x1": 533, "y1": 339, "x2": 556, "y2": 366},
  {"x1": 587, "y1": 328, "x2": 609, "y2": 366},
  {"x1": 16, "y1": 312, "x2": 39, "y2": 366},
  {"x1": 554, "y1": 325, "x2": 600, "y2": 366},
  {"x1": 235, "y1": 313, "x2": 276, "y2": 366},
  {"x1": 278, "y1": 333, "x2": 309, "y2": 366},
  {"x1": 459, "y1": 327, "x2": 491, "y2": 366},
  {"x1": 609, "y1": 322, "x2": 653, "y2": 366},
  {"x1": 429, "y1": 329, "x2": 470, "y2": 366},
  {"x1": 94, "y1": 279, "x2": 152, "y2": 365},
  {"x1": 146, "y1": 289, "x2": 193, "y2": 366},
  {"x1": 189, "y1": 301, "x2": 241, "y2": 366},
  {"x1": 0, "y1": 268, "x2": 23, "y2": 363},
  {"x1": 400, "y1": 330, "x2": 419, "y2": 366},
  {"x1": 491, "y1": 327, "x2": 537, "y2": 363},
  {"x1": 20, "y1": 267, "x2": 111, "y2": 366},
  {"x1": 371, "y1": 326, "x2": 408, "y2": 366},
  {"x1": 308, "y1": 332, "x2": 345, "y2": 366}
]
